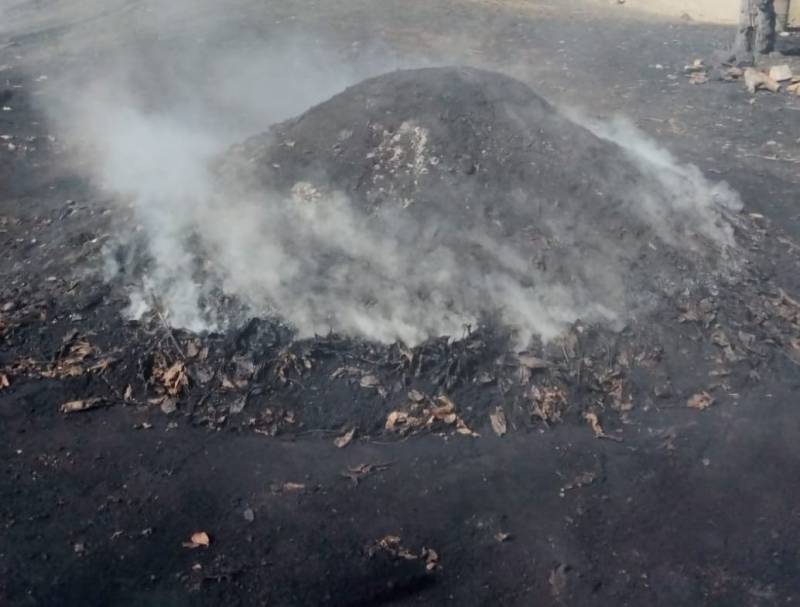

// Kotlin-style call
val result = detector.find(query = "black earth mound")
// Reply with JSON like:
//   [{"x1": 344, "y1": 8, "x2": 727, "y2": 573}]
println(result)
[
  {"x1": 89, "y1": 68, "x2": 799, "y2": 436},
  {"x1": 218, "y1": 66, "x2": 739, "y2": 339}
]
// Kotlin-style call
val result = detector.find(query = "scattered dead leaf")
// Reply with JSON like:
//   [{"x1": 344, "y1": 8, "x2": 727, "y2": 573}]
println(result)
[
  {"x1": 689, "y1": 71, "x2": 708, "y2": 85},
  {"x1": 282, "y1": 482, "x2": 306, "y2": 492},
  {"x1": 385, "y1": 410, "x2": 411, "y2": 432},
  {"x1": 687, "y1": 391, "x2": 714, "y2": 410},
  {"x1": 684, "y1": 58, "x2": 705, "y2": 73},
  {"x1": 183, "y1": 531, "x2": 211, "y2": 549},
  {"x1": 531, "y1": 385, "x2": 567, "y2": 423},
  {"x1": 421, "y1": 547, "x2": 439, "y2": 572},
  {"x1": 60, "y1": 397, "x2": 106, "y2": 413},
  {"x1": 455, "y1": 418, "x2": 479, "y2": 437},
  {"x1": 606, "y1": 376, "x2": 633, "y2": 412},
  {"x1": 585, "y1": 412, "x2": 603, "y2": 436},
  {"x1": 518, "y1": 354, "x2": 549, "y2": 370},
  {"x1": 0, "y1": 373, "x2": 9, "y2": 390},
  {"x1": 334, "y1": 427, "x2": 356, "y2": 448},
  {"x1": 161, "y1": 361, "x2": 188, "y2": 397},
  {"x1": 359, "y1": 374, "x2": 380, "y2": 389},
  {"x1": 494, "y1": 531, "x2": 511, "y2": 543},
  {"x1": 368, "y1": 535, "x2": 439, "y2": 572},
  {"x1": 584, "y1": 412, "x2": 622, "y2": 442},
  {"x1": 408, "y1": 389, "x2": 426, "y2": 402},
  {"x1": 489, "y1": 407, "x2": 507, "y2": 437}
]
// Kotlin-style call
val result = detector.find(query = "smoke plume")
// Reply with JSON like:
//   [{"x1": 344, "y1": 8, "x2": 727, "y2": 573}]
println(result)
[{"x1": 41, "y1": 40, "x2": 743, "y2": 347}]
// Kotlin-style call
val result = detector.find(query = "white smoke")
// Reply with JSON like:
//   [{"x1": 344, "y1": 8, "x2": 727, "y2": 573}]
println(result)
[{"x1": 41, "y1": 42, "x2": 742, "y2": 347}]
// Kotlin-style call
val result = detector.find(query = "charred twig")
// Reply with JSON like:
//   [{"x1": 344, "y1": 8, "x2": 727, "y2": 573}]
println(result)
[{"x1": 148, "y1": 292, "x2": 185, "y2": 360}]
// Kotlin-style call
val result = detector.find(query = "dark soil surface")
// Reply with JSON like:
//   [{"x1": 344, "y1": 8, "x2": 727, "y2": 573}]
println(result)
[{"x1": 2, "y1": 1, "x2": 800, "y2": 606}]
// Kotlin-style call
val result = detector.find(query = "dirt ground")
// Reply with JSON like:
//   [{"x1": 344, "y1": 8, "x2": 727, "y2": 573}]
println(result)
[{"x1": 2, "y1": 1, "x2": 800, "y2": 606}]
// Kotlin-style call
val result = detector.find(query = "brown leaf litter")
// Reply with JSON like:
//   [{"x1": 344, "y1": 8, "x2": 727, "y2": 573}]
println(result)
[
  {"x1": 368, "y1": 535, "x2": 439, "y2": 572},
  {"x1": 334, "y1": 427, "x2": 356, "y2": 448},
  {"x1": 385, "y1": 393, "x2": 478, "y2": 437},
  {"x1": 584, "y1": 411, "x2": 622, "y2": 442},
  {"x1": 531, "y1": 385, "x2": 567, "y2": 424},
  {"x1": 489, "y1": 407, "x2": 507, "y2": 436},
  {"x1": 60, "y1": 397, "x2": 107, "y2": 413},
  {"x1": 183, "y1": 531, "x2": 211, "y2": 549},
  {"x1": 687, "y1": 391, "x2": 714, "y2": 410}
]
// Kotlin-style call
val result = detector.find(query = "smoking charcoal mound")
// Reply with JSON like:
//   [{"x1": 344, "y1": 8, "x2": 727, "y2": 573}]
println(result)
[
  {"x1": 130, "y1": 68, "x2": 796, "y2": 431},
  {"x1": 217, "y1": 66, "x2": 737, "y2": 337}
]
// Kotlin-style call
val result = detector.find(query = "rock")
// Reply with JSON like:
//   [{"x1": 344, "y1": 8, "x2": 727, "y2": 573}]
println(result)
[{"x1": 769, "y1": 64, "x2": 793, "y2": 82}]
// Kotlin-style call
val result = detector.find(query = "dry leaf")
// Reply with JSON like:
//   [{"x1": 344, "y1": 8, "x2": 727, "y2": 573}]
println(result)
[
  {"x1": 585, "y1": 412, "x2": 604, "y2": 437},
  {"x1": 0, "y1": 373, "x2": 9, "y2": 390},
  {"x1": 494, "y1": 531, "x2": 511, "y2": 542},
  {"x1": 334, "y1": 427, "x2": 356, "y2": 448},
  {"x1": 421, "y1": 547, "x2": 439, "y2": 572},
  {"x1": 385, "y1": 410, "x2": 409, "y2": 431},
  {"x1": 689, "y1": 71, "x2": 708, "y2": 85},
  {"x1": 183, "y1": 531, "x2": 211, "y2": 549},
  {"x1": 687, "y1": 391, "x2": 714, "y2": 410},
  {"x1": 531, "y1": 386, "x2": 567, "y2": 423},
  {"x1": 584, "y1": 412, "x2": 622, "y2": 441},
  {"x1": 455, "y1": 418, "x2": 479, "y2": 437},
  {"x1": 489, "y1": 407, "x2": 507, "y2": 436},
  {"x1": 86, "y1": 358, "x2": 114, "y2": 373},
  {"x1": 282, "y1": 482, "x2": 305, "y2": 492},
  {"x1": 408, "y1": 389, "x2": 426, "y2": 402},
  {"x1": 60, "y1": 398, "x2": 106, "y2": 413},
  {"x1": 518, "y1": 354, "x2": 549, "y2": 370},
  {"x1": 123, "y1": 384, "x2": 133, "y2": 402},
  {"x1": 360, "y1": 374, "x2": 380, "y2": 388},
  {"x1": 161, "y1": 361, "x2": 188, "y2": 396},
  {"x1": 369, "y1": 535, "x2": 438, "y2": 571}
]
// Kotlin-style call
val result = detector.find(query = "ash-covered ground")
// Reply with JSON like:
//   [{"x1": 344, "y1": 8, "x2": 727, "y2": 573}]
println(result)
[{"x1": 2, "y1": 2, "x2": 800, "y2": 606}]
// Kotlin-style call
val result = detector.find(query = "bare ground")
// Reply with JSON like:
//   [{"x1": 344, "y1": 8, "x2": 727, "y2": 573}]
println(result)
[{"x1": 2, "y1": 1, "x2": 800, "y2": 606}]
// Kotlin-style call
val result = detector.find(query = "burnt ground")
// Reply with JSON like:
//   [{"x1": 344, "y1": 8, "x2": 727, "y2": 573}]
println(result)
[{"x1": 2, "y1": 1, "x2": 800, "y2": 606}]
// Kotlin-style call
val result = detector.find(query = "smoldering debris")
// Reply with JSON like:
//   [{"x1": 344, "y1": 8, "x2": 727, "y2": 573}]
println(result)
[
  {"x1": 11, "y1": 65, "x2": 800, "y2": 439},
  {"x1": 103, "y1": 67, "x2": 742, "y2": 347}
]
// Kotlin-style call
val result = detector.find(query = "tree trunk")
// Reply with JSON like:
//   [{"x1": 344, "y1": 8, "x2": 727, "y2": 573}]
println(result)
[
  {"x1": 774, "y1": 0, "x2": 790, "y2": 32},
  {"x1": 733, "y1": 0, "x2": 776, "y2": 62}
]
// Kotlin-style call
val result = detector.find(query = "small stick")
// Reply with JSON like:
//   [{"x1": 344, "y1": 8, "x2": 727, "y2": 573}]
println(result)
[{"x1": 148, "y1": 292, "x2": 185, "y2": 360}]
